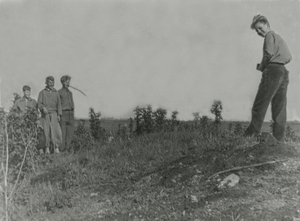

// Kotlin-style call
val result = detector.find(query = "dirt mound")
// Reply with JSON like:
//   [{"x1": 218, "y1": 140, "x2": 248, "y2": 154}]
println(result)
[
  {"x1": 226, "y1": 142, "x2": 298, "y2": 167},
  {"x1": 135, "y1": 142, "x2": 299, "y2": 188}
]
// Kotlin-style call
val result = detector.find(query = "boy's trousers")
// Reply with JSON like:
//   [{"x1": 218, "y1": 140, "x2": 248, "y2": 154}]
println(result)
[
  {"x1": 245, "y1": 63, "x2": 289, "y2": 141},
  {"x1": 40, "y1": 112, "x2": 62, "y2": 149},
  {"x1": 60, "y1": 110, "x2": 75, "y2": 152}
]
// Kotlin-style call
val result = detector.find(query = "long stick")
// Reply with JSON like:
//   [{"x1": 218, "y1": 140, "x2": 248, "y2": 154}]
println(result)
[
  {"x1": 69, "y1": 85, "x2": 87, "y2": 96},
  {"x1": 208, "y1": 159, "x2": 287, "y2": 180}
]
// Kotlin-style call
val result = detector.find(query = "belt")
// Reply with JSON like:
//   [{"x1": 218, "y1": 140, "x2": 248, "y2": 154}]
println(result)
[
  {"x1": 269, "y1": 62, "x2": 284, "y2": 65},
  {"x1": 62, "y1": 109, "x2": 74, "y2": 112}
]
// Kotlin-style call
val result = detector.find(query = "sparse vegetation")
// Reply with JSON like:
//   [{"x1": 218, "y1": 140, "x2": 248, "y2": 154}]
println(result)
[
  {"x1": 0, "y1": 99, "x2": 300, "y2": 221},
  {"x1": 89, "y1": 108, "x2": 106, "y2": 141},
  {"x1": 0, "y1": 107, "x2": 39, "y2": 220}
]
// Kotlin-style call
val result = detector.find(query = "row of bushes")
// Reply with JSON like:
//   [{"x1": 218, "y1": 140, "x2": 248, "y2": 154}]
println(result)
[{"x1": 77, "y1": 100, "x2": 300, "y2": 145}]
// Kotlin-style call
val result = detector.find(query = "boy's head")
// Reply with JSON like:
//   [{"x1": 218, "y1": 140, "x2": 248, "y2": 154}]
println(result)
[
  {"x1": 251, "y1": 15, "x2": 271, "y2": 38},
  {"x1": 45, "y1": 76, "x2": 55, "y2": 89},
  {"x1": 22, "y1": 85, "x2": 31, "y2": 98},
  {"x1": 60, "y1": 75, "x2": 71, "y2": 88}
]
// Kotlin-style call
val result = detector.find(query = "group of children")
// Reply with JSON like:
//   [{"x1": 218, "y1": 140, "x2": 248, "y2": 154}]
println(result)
[
  {"x1": 13, "y1": 75, "x2": 75, "y2": 154},
  {"x1": 12, "y1": 15, "x2": 293, "y2": 153}
]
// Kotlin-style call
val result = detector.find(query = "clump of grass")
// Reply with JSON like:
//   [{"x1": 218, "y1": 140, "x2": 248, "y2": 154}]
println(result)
[
  {"x1": 133, "y1": 105, "x2": 180, "y2": 135},
  {"x1": 286, "y1": 125, "x2": 300, "y2": 143}
]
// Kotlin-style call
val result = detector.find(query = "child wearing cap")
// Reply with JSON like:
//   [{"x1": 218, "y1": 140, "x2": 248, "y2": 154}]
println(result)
[{"x1": 13, "y1": 85, "x2": 38, "y2": 115}]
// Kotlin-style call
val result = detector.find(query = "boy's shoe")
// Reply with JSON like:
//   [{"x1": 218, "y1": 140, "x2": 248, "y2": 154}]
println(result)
[
  {"x1": 259, "y1": 132, "x2": 280, "y2": 144},
  {"x1": 54, "y1": 148, "x2": 60, "y2": 154},
  {"x1": 45, "y1": 148, "x2": 50, "y2": 154},
  {"x1": 39, "y1": 149, "x2": 44, "y2": 155}
]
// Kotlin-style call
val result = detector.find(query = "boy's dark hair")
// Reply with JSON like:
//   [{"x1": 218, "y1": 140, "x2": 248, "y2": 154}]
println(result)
[
  {"x1": 60, "y1": 75, "x2": 71, "y2": 83},
  {"x1": 45, "y1": 76, "x2": 54, "y2": 83},
  {"x1": 22, "y1": 85, "x2": 31, "y2": 91},
  {"x1": 251, "y1": 14, "x2": 270, "y2": 29}
]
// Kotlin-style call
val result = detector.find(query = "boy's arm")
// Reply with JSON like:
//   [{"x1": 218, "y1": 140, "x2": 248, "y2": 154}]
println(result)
[
  {"x1": 57, "y1": 93, "x2": 62, "y2": 116},
  {"x1": 258, "y1": 33, "x2": 275, "y2": 72},
  {"x1": 71, "y1": 91, "x2": 75, "y2": 110},
  {"x1": 38, "y1": 91, "x2": 48, "y2": 114}
]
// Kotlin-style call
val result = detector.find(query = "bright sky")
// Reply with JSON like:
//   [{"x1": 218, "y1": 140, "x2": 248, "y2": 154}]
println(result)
[{"x1": 0, "y1": 0, "x2": 299, "y2": 121}]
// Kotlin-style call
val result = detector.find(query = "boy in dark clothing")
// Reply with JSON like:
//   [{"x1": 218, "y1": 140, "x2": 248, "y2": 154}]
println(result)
[
  {"x1": 245, "y1": 15, "x2": 292, "y2": 141},
  {"x1": 58, "y1": 75, "x2": 75, "y2": 153}
]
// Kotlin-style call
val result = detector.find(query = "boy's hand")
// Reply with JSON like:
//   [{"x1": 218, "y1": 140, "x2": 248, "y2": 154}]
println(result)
[
  {"x1": 256, "y1": 63, "x2": 261, "y2": 71},
  {"x1": 57, "y1": 115, "x2": 61, "y2": 122},
  {"x1": 43, "y1": 107, "x2": 49, "y2": 114}
]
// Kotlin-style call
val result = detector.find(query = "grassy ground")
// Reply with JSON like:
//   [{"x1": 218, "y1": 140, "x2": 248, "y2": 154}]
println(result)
[{"x1": 2, "y1": 121, "x2": 300, "y2": 221}]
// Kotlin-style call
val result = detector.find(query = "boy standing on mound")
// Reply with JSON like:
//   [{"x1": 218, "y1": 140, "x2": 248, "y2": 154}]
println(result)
[{"x1": 245, "y1": 15, "x2": 292, "y2": 142}]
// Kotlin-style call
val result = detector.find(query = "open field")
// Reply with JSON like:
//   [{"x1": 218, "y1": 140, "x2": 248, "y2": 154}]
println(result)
[
  {"x1": 0, "y1": 115, "x2": 299, "y2": 221},
  {"x1": 76, "y1": 118, "x2": 300, "y2": 137},
  {"x1": 1, "y1": 1, "x2": 299, "y2": 220}
]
